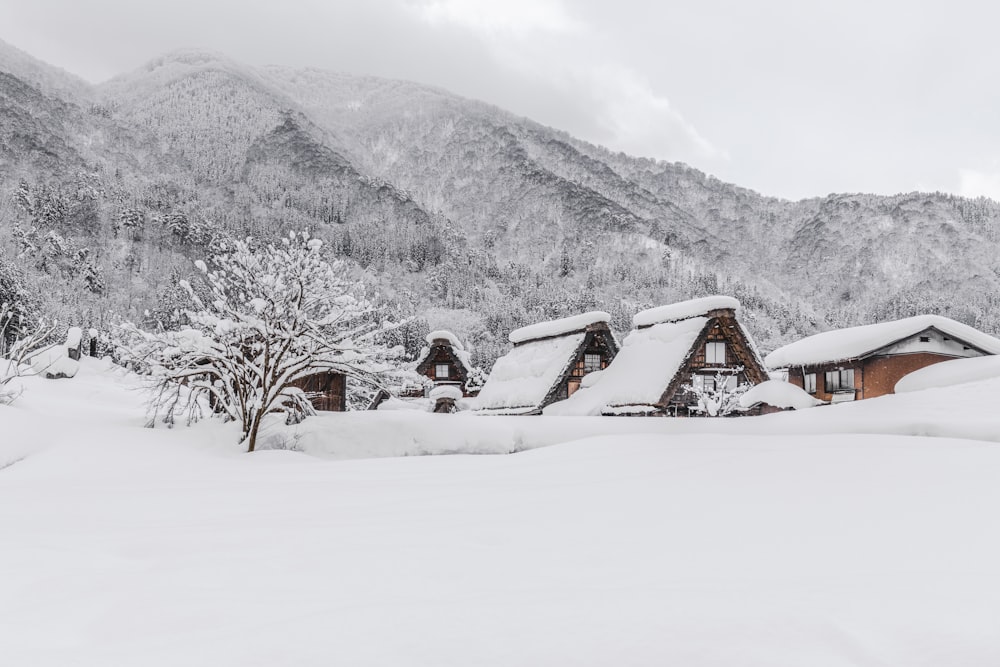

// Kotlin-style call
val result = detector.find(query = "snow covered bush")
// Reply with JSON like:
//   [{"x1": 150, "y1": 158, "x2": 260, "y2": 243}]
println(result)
[
  {"x1": 119, "y1": 232, "x2": 403, "y2": 452},
  {"x1": 682, "y1": 367, "x2": 751, "y2": 417},
  {"x1": 0, "y1": 310, "x2": 58, "y2": 405}
]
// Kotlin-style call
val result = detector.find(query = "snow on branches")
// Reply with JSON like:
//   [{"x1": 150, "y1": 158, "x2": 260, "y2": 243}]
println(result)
[
  {"x1": 682, "y1": 367, "x2": 751, "y2": 417},
  {"x1": 120, "y1": 231, "x2": 403, "y2": 452}
]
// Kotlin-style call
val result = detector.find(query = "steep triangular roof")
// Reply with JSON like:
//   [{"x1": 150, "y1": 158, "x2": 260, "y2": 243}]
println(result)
[
  {"x1": 475, "y1": 312, "x2": 618, "y2": 415},
  {"x1": 546, "y1": 296, "x2": 766, "y2": 416}
]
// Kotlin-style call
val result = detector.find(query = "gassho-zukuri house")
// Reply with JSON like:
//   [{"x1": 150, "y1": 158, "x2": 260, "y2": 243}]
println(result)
[
  {"x1": 765, "y1": 314, "x2": 1000, "y2": 403},
  {"x1": 544, "y1": 296, "x2": 768, "y2": 417},
  {"x1": 474, "y1": 311, "x2": 619, "y2": 415},
  {"x1": 415, "y1": 330, "x2": 476, "y2": 396}
]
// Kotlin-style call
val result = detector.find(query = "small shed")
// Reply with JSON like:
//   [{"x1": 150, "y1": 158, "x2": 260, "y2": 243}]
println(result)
[
  {"x1": 291, "y1": 370, "x2": 347, "y2": 412},
  {"x1": 475, "y1": 311, "x2": 619, "y2": 415},
  {"x1": 415, "y1": 330, "x2": 475, "y2": 396},
  {"x1": 765, "y1": 315, "x2": 1000, "y2": 403},
  {"x1": 545, "y1": 296, "x2": 768, "y2": 416}
]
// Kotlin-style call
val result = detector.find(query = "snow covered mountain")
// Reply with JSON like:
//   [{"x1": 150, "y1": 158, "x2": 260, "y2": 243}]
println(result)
[{"x1": 2, "y1": 39, "x2": 999, "y2": 366}]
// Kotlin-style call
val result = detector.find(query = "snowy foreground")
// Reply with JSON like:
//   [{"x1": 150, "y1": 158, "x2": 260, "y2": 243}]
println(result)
[{"x1": 3, "y1": 360, "x2": 1000, "y2": 665}]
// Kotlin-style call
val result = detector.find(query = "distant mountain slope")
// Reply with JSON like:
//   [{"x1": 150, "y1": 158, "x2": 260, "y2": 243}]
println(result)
[{"x1": 2, "y1": 38, "x2": 999, "y2": 369}]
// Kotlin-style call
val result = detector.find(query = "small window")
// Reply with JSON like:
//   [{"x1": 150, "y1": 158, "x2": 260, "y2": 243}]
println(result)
[
  {"x1": 919, "y1": 336, "x2": 930, "y2": 343},
  {"x1": 705, "y1": 341, "x2": 726, "y2": 364},
  {"x1": 435, "y1": 364, "x2": 450, "y2": 379},
  {"x1": 825, "y1": 368, "x2": 855, "y2": 391},
  {"x1": 803, "y1": 372, "x2": 817, "y2": 394},
  {"x1": 702, "y1": 376, "x2": 717, "y2": 392},
  {"x1": 583, "y1": 353, "x2": 602, "y2": 373}
]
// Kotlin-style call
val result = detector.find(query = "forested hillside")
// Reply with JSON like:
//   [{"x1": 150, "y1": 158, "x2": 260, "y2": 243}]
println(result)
[{"x1": 3, "y1": 39, "x2": 1000, "y2": 369}]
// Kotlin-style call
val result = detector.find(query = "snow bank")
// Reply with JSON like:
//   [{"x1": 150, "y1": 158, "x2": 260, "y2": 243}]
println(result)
[
  {"x1": 545, "y1": 318, "x2": 705, "y2": 416},
  {"x1": 509, "y1": 311, "x2": 609, "y2": 344},
  {"x1": 633, "y1": 295, "x2": 739, "y2": 328},
  {"x1": 895, "y1": 355, "x2": 1000, "y2": 393},
  {"x1": 765, "y1": 314, "x2": 1000, "y2": 368},
  {"x1": 476, "y1": 333, "x2": 585, "y2": 413},
  {"x1": 28, "y1": 344, "x2": 79, "y2": 379},
  {"x1": 739, "y1": 380, "x2": 825, "y2": 410},
  {"x1": 429, "y1": 384, "x2": 463, "y2": 401}
]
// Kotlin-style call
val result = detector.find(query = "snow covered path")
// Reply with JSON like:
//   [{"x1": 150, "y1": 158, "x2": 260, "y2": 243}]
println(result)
[{"x1": 3, "y1": 361, "x2": 1000, "y2": 665}]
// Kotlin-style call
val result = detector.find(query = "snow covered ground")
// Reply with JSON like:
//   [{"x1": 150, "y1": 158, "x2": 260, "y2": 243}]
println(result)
[{"x1": 3, "y1": 359, "x2": 1000, "y2": 665}]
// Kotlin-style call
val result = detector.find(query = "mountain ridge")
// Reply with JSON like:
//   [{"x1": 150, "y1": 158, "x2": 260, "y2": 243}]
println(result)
[{"x1": 2, "y1": 37, "x2": 999, "y2": 368}]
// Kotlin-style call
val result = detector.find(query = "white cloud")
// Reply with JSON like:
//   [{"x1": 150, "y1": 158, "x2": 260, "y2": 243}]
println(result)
[
  {"x1": 407, "y1": 0, "x2": 725, "y2": 164},
  {"x1": 411, "y1": 0, "x2": 584, "y2": 37},
  {"x1": 959, "y1": 168, "x2": 1000, "y2": 202}
]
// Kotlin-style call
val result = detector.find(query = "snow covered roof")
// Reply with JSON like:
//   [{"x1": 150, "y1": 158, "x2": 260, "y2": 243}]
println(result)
[
  {"x1": 895, "y1": 355, "x2": 1000, "y2": 394},
  {"x1": 476, "y1": 332, "x2": 588, "y2": 414},
  {"x1": 509, "y1": 311, "x2": 610, "y2": 345},
  {"x1": 738, "y1": 380, "x2": 825, "y2": 410},
  {"x1": 414, "y1": 330, "x2": 473, "y2": 375},
  {"x1": 765, "y1": 315, "x2": 1000, "y2": 369},
  {"x1": 425, "y1": 330, "x2": 464, "y2": 350},
  {"x1": 544, "y1": 318, "x2": 707, "y2": 416},
  {"x1": 633, "y1": 296, "x2": 739, "y2": 328}
]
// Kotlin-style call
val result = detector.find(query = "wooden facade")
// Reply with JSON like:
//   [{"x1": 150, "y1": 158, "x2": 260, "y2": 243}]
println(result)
[
  {"x1": 548, "y1": 323, "x2": 619, "y2": 405},
  {"x1": 415, "y1": 337, "x2": 471, "y2": 396},
  {"x1": 650, "y1": 308, "x2": 768, "y2": 416},
  {"x1": 785, "y1": 328, "x2": 992, "y2": 403},
  {"x1": 291, "y1": 371, "x2": 347, "y2": 412}
]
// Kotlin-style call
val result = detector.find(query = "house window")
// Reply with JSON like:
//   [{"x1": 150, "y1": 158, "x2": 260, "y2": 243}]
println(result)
[
  {"x1": 803, "y1": 372, "x2": 817, "y2": 394},
  {"x1": 919, "y1": 336, "x2": 930, "y2": 343},
  {"x1": 825, "y1": 368, "x2": 855, "y2": 392},
  {"x1": 583, "y1": 353, "x2": 602, "y2": 373},
  {"x1": 705, "y1": 341, "x2": 726, "y2": 364},
  {"x1": 702, "y1": 376, "x2": 716, "y2": 392},
  {"x1": 435, "y1": 364, "x2": 450, "y2": 379}
]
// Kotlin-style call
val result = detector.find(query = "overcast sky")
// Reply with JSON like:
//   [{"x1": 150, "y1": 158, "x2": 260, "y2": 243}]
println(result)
[{"x1": 2, "y1": 0, "x2": 998, "y2": 201}]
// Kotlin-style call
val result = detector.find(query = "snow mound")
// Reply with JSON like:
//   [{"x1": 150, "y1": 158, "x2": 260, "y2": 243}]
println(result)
[
  {"x1": 765, "y1": 315, "x2": 1000, "y2": 368},
  {"x1": 545, "y1": 317, "x2": 706, "y2": 416},
  {"x1": 429, "y1": 385, "x2": 463, "y2": 401},
  {"x1": 28, "y1": 344, "x2": 79, "y2": 379},
  {"x1": 509, "y1": 311, "x2": 610, "y2": 344},
  {"x1": 425, "y1": 330, "x2": 465, "y2": 350},
  {"x1": 739, "y1": 380, "x2": 825, "y2": 410},
  {"x1": 895, "y1": 355, "x2": 1000, "y2": 393},
  {"x1": 65, "y1": 327, "x2": 83, "y2": 349}
]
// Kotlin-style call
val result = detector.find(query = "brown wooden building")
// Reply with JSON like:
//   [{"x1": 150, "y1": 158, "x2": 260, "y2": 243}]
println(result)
[
  {"x1": 415, "y1": 330, "x2": 474, "y2": 396},
  {"x1": 765, "y1": 315, "x2": 1000, "y2": 403},
  {"x1": 475, "y1": 311, "x2": 620, "y2": 415},
  {"x1": 291, "y1": 371, "x2": 347, "y2": 412},
  {"x1": 545, "y1": 296, "x2": 769, "y2": 417}
]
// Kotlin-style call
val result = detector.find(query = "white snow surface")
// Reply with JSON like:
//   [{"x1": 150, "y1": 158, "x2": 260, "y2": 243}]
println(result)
[
  {"x1": 545, "y1": 317, "x2": 706, "y2": 416},
  {"x1": 429, "y1": 384, "x2": 463, "y2": 401},
  {"x1": 6, "y1": 360, "x2": 1000, "y2": 665},
  {"x1": 65, "y1": 326, "x2": 83, "y2": 348},
  {"x1": 895, "y1": 355, "x2": 1000, "y2": 393},
  {"x1": 508, "y1": 311, "x2": 609, "y2": 344},
  {"x1": 27, "y1": 344, "x2": 80, "y2": 379},
  {"x1": 476, "y1": 332, "x2": 585, "y2": 413},
  {"x1": 425, "y1": 329, "x2": 465, "y2": 350},
  {"x1": 632, "y1": 295, "x2": 739, "y2": 327},
  {"x1": 765, "y1": 314, "x2": 1000, "y2": 368},
  {"x1": 739, "y1": 379, "x2": 825, "y2": 410}
]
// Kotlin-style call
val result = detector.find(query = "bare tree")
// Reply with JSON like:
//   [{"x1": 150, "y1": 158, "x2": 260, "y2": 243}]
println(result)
[{"x1": 120, "y1": 232, "x2": 401, "y2": 452}]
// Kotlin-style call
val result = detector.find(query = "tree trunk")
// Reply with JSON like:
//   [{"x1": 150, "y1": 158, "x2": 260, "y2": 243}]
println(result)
[{"x1": 245, "y1": 414, "x2": 263, "y2": 453}]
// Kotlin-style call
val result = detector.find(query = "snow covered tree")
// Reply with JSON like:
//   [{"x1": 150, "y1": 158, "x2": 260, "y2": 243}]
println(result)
[
  {"x1": 682, "y1": 367, "x2": 751, "y2": 417},
  {"x1": 120, "y1": 231, "x2": 402, "y2": 452}
]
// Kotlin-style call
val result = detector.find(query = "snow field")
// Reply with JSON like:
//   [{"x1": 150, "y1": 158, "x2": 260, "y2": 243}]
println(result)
[{"x1": 3, "y1": 359, "x2": 1000, "y2": 664}]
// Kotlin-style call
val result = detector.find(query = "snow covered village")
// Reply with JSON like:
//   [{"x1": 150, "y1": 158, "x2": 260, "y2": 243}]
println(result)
[{"x1": 5, "y1": 4, "x2": 1000, "y2": 666}]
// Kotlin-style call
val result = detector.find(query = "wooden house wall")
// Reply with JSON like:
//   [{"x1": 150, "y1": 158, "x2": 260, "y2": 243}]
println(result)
[
  {"x1": 662, "y1": 314, "x2": 767, "y2": 412},
  {"x1": 418, "y1": 345, "x2": 469, "y2": 395},
  {"x1": 789, "y1": 352, "x2": 964, "y2": 402},
  {"x1": 292, "y1": 372, "x2": 347, "y2": 412}
]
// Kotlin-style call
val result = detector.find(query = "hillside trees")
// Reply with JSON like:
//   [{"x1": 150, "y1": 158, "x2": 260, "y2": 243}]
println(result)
[{"x1": 120, "y1": 231, "x2": 402, "y2": 452}]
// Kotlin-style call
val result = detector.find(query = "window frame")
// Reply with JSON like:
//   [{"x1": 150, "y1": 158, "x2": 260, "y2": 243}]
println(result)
[
  {"x1": 803, "y1": 372, "x2": 817, "y2": 394},
  {"x1": 435, "y1": 363, "x2": 450, "y2": 379},
  {"x1": 705, "y1": 341, "x2": 726, "y2": 365}
]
